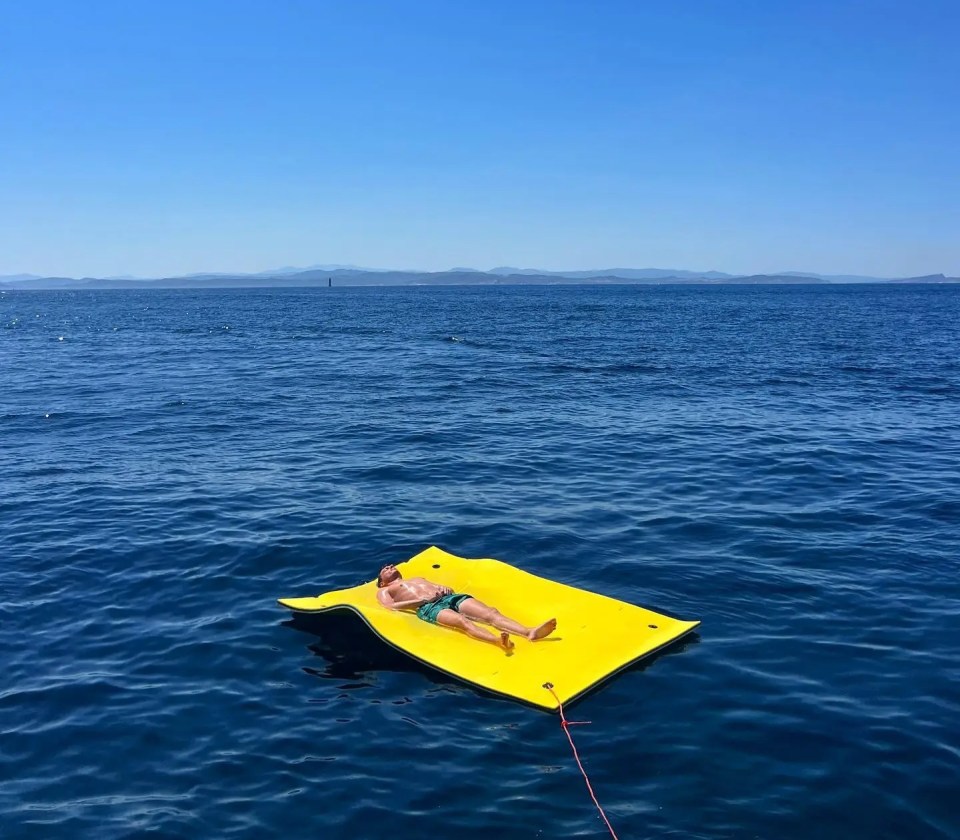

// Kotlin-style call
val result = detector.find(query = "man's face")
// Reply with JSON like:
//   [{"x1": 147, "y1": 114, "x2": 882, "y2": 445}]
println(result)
[{"x1": 378, "y1": 564, "x2": 401, "y2": 587}]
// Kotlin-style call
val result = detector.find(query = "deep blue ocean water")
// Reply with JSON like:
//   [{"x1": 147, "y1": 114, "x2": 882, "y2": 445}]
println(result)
[{"x1": 2, "y1": 283, "x2": 958, "y2": 839}]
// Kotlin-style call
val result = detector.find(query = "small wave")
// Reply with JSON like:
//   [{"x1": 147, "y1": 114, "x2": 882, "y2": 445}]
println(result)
[{"x1": 546, "y1": 362, "x2": 665, "y2": 375}]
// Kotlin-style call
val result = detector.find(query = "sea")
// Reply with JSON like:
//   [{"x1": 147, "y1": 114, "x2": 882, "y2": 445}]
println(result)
[{"x1": 1, "y1": 283, "x2": 958, "y2": 839}]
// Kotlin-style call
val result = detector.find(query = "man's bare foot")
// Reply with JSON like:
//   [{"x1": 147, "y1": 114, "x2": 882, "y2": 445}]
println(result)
[
  {"x1": 528, "y1": 618, "x2": 557, "y2": 641},
  {"x1": 499, "y1": 631, "x2": 515, "y2": 652}
]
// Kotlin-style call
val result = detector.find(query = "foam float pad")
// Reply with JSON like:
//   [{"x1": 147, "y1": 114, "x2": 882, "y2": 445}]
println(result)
[{"x1": 278, "y1": 546, "x2": 700, "y2": 711}]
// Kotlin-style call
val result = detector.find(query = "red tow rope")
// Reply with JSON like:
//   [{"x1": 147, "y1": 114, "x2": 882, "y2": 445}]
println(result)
[{"x1": 542, "y1": 682, "x2": 621, "y2": 839}]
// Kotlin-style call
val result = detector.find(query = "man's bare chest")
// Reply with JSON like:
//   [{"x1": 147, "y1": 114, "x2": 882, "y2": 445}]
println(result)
[{"x1": 393, "y1": 578, "x2": 433, "y2": 599}]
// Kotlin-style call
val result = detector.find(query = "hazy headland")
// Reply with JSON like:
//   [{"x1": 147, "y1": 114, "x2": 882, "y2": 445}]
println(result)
[{"x1": 2, "y1": 265, "x2": 958, "y2": 290}]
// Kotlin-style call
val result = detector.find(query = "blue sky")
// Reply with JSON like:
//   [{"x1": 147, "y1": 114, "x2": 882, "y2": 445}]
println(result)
[{"x1": 2, "y1": 0, "x2": 957, "y2": 277}]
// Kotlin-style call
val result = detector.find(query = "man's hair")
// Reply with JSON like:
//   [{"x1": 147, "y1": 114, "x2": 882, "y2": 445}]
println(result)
[{"x1": 376, "y1": 567, "x2": 388, "y2": 588}]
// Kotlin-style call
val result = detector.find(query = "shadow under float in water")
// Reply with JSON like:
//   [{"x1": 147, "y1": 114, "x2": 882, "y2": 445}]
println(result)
[{"x1": 281, "y1": 610, "x2": 701, "y2": 710}]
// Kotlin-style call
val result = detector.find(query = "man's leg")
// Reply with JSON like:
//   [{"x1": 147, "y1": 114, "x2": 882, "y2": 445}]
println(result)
[
  {"x1": 458, "y1": 598, "x2": 556, "y2": 641},
  {"x1": 436, "y1": 608, "x2": 514, "y2": 651}
]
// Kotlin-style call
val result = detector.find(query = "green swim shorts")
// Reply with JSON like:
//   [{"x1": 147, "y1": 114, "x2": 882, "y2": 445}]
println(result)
[{"x1": 416, "y1": 593, "x2": 473, "y2": 625}]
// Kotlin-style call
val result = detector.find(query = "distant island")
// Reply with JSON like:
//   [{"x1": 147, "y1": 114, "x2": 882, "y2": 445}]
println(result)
[{"x1": 1, "y1": 265, "x2": 957, "y2": 290}]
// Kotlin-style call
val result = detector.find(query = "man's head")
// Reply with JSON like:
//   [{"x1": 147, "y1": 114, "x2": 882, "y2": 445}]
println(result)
[{"x1": 377, "y1": 564, "x2": 401, "y2": 588}]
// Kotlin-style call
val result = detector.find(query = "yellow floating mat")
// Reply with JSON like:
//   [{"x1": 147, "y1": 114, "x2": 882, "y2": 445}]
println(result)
[{"x1": 278, "y1": 546, "x2": 700, "y2": 711}]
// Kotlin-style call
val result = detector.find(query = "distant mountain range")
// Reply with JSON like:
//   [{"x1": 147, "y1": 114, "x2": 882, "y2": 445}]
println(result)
[{"x1": 0, "y1": 266, "x2": 957, "y2": 289}]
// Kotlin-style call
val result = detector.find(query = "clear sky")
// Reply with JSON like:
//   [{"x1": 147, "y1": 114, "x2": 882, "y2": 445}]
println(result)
[{"x1": 2, "y1": 0, "x2": 957, "y2": 278}]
